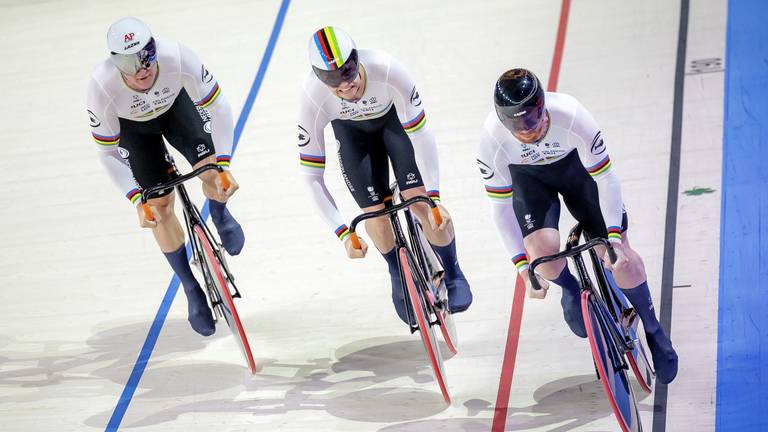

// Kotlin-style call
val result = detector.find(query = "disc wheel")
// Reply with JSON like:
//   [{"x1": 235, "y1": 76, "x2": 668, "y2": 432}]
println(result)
[
  {"x1": 399, "y1": 247, "x2": 450, "y2": 404},
  {"x1": 195, "y1": 225, "x2": 257, "y2": 375}
]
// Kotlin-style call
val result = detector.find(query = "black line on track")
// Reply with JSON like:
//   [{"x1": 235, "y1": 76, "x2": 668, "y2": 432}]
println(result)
[{"x1": 652, "y1": 0, "x2": 689, "y2": 430}]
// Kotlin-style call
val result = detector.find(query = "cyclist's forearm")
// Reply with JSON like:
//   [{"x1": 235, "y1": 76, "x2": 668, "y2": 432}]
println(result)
[
  {"x1": 204, "y1": 92, "x2": 235, "y2": 168},
  {"x1": 409, "y1": 126, "x2": 440, "y2": 201},
  {"x1": 301, "y1": 172, "x2": 349, "y2": 241},
  {"x1": 96, "y1": 147, "x2": 142, "y2": 205},
  {"x1": 490, "y1": 200, "x2": 529, "y2": 272}
]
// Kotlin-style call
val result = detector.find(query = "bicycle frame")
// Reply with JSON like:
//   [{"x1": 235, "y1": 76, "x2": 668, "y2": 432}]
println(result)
[
  {"x1": 140, "y1": 163, "x2": 241, "y2": 313},
  {"x1": 349, "y1": 195, "x2": 442, "y2": 331}
]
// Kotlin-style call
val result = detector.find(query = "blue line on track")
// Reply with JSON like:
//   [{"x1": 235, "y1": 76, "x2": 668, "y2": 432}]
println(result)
[
  {"x1": 716, "y1": 1, "x2": 768, "y2": 430},
  {"x1": 104, "y1": 1, "x2": 291, "y2": 430}
]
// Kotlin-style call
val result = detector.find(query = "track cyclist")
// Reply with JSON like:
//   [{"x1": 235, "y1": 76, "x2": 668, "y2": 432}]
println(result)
[
  {"x1": 476, "y1": 68, "x2": 678, "y2": 383},
  {"x1": 297, "y1": 26, "x2": 472, "y2": 324},
  {"x1": 86, "y1": 17, "x2": 244, "y2": 336}
]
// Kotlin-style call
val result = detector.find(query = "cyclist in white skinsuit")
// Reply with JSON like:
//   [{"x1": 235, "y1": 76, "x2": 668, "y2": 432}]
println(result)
[
  {"x1": 477, "y1": 68, "x2": 677, "y2": 384},
  {"x1": 297, "y1": 26, "x2": 472, "y2": 324},
  {"x1": 87, "y1": 17, "x2": 244, "y2": 336}
]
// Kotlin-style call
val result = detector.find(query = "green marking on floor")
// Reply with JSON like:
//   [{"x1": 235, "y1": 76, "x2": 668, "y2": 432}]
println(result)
[{"x1": 683, "y1": 186, "x2": 716, "y2": 196}]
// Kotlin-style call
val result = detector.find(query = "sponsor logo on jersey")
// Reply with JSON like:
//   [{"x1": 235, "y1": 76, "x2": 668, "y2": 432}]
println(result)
[
  {"x1": 591, "y1": 132, "x2": 606, "y2": 155},
  {"x1": 88, "y1": 110, "x2": 100, "y2": 127},
  {"x1": 298, "y1": 125, "x2": 310, "y2": 147},
  {"x1": 367, "y1": 186, "x2": 379, "y2": 202},
  {"x1": 410, "y1": 86, "x2": 422, "y2": 107},
  {"x1": 197, "y1": 143, "x2": 210, "y2": 157},
  {"x1": 203, "y1": 121, "x2": 212, "y2": 134},
  {"x1": 406, "y1": 172, "x2": 418, "y2": 185},
  {"x1": 476, "y1": 159, "x2": 494, "y2": 180},
  {"x1": 201, "y1": 65, "x2": 213, "y2": 84},
  {"x1": 117, "y1": 147, "x2": 130, "y2": 159},
  {"x1": 524, "y1": 213, "x2": 536, "y2": 230}
]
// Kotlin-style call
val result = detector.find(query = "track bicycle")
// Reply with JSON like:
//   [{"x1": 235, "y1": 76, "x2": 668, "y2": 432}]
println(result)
[
  {"x1": 348, "y1": 187, "x2": 458, "y2": 404},
  {"x1": 140, "y1": 161, "x2": 257, "y2": 375},
  {"x1": 529, "y1": 224, "x2": 655, "y2": 432}
]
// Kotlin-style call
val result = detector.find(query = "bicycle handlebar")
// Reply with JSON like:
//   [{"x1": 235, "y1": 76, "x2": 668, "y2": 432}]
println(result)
[
  {"x1": 347, "y1": 195, "x2": 439, "y2": 250},
  {"x1": 139, "y1": 164, "x2": 228, "y2": 222},
  {"x1": 528, "y1": 237, "x2": 617, "y2": 291}
]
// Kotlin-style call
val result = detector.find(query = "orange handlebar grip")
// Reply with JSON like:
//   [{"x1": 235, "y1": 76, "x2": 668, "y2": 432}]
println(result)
[
  {"x1": 218, "y1": 171, "x2": 231, "y2": 191},
  {"x1": 431, "y1": 207, "x2": 443, "y2": 226},
  {"x1": 349, "y1": 232, "x2": 362, "y2": 250},
  {"x1": 142, "y1": 203, "x2": 155, "y2": 221}
]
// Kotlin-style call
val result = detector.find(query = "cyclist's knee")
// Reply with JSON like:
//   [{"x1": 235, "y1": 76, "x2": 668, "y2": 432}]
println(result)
[{"x1": 524, "y1": 228, "x2": 560, "y2": 259}]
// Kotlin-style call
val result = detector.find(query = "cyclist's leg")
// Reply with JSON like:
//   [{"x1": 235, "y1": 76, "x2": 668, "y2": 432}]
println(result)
[
  {"x1": 164, "y1": 89, "x2": 244, "y2": 255},
  {"x1": 118, "y1": 121, "x2": 214, "y2": 335},
  {"x1": 332, "y1": 118, "x2": 412, "y2": 323},
  {"x1": 381, "y1": 108, "x2": 471, "y2": 312},
  {"x1": 562, "y1": 165, "x2": 677, "y2": 382},
  {"x1": 512, "y1": 165, "x2": 586, "y2": 337}
]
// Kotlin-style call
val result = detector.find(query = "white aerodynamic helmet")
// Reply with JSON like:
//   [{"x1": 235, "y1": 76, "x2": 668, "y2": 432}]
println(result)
[
  {"x1": 308, "y1": 26, "x2": 359, "y2": 87},
  {"x1": 106, "y1": 17, "x2": 157, "y2": 75}
]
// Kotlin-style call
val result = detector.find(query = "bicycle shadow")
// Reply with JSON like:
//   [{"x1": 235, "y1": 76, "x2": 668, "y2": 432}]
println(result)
[
  {"x1": 0, "y1": 318, "x2": 229, "y2": 404},
  {"x1": 380, "y1": 374, "x2": 652, "y2": 431},
  {"x1": 83, "y1": 335, "x2": 454, "y2": 428}
]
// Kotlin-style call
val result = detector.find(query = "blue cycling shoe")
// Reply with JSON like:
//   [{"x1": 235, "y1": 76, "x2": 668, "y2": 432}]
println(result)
[
  {"x1": 446, "y1": 270, "x2": 472, "y2": 313},
  {"x1": 561, "y1": 287, "x2": 587, "y2": 338},
  {"x1": 209, "y1": 200, "x2": 245, "y2": 256},
  {"x1": 646, "y1": 327, "x2": 678, "y2": 384},
  {"x1": 184, "y1": 284, "x2": 215, "y2": 336}
]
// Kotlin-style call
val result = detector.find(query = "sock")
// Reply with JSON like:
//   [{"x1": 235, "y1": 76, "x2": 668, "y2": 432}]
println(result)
[
  {"x1": 431, "y1": 238, "x2": 462, "y2": 279},
  {"x1": 163, "y1": 244, "x2": 198, "y2": 292},
  {"x1": 209, "y1": 199, "x2": 228, "y2": 225},
  {"x1": 620, "y1": 281, "x2": 660, "y2": 333},
  {"x1": 551, "y1": 265, "x2": 580, "y2": 294}
]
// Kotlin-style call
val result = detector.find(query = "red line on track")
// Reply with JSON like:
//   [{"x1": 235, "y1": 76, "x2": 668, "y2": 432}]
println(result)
[
  {"x1": 490, "y1": 0, "x2": 571, "y2": 430},
  {"x1": 491, "y1": 275, "x2": 526, "y2": 432}
]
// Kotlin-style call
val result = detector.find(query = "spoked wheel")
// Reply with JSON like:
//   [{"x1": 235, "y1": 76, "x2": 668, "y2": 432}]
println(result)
[
  {"x1": 582, "y1": 291, "x2": 642, "y2": 432},
  {"x1": 194, "y1": 225, "x2": 257, "y2": 375},
  {"x1": 399, "y1": 247, "x2": 450, "y2": 404}
]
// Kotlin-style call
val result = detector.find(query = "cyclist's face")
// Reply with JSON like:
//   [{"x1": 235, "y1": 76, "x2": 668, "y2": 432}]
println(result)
[
  {"x1": 123, "y1": 63, "x2": 158, "y2": 91},
  {"x1": 333, "y1": 69, "x2": 363, "y2": 100},
  {"x1": 513, "y1": 110, "x2": 549, "y2": 143}
]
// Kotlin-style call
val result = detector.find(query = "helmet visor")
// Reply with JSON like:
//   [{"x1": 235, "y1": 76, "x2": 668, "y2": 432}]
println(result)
[
  {"x1": 312, "y1": 49, "x2": 359, "y2": 87},
  {"x1": 496, "y1": 98, "x2": 545, "y2": 132},
  {"x1": 110, "y1": 37, "x2": 157, "y2": 75}
]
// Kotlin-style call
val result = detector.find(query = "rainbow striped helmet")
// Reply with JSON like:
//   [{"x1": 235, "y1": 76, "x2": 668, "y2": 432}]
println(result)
[{"x1": 308, "y1": 26, "x2": 359, "y2": 87}]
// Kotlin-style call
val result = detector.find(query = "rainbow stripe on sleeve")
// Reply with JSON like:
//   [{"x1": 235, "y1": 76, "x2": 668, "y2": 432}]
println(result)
[
  {"x1": 607, "y1": 226, "x2": 623, "y2": 241},
  {"x1": 402, "y1": 110, "x2": 426, "y2": 133},
  {"x1": 587, "y1": 156, "x2": 612, "y2": 177},
  {"x1": 126, "y1": 188, "x2": 142, "y2": 204},
  {"x1": 216, "y1": 155, "x2": 231, "y2": 168},
  {"x1": 93, "y1": 132, "x2": 120, "y2": 146},
  {"x1": 300, "y1": 153, "x2": 326, "y2": 169},
  {"x1": 196, "y1": 82, "x2": 221, "y2": 109},
  {"x1": 427, "y1": 190, "x2": 440, "y2": 202},
  {"x1": 512, "y1": 253, "x2": 529, "y2": 271},
  {"x1": 485, "y1": 184, "x2": 513, "y2": 199},
  {"x1": 335, "y1": 224, "x2": 350, "y2": 241}
]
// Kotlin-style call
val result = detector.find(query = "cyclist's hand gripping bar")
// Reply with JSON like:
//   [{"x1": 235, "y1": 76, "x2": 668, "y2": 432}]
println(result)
[
  {"x1": 528, "y1": 238, "x2": 617, "y2": 291},
  {"x1": 139, "y1": 164, "x2": 226, "y2": 222},
  {"x1": 348, "y1": 196, "x2": 439, "y2": 250}
]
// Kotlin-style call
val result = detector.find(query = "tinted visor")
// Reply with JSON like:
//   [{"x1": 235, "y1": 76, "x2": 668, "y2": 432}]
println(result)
[
  {"x1": 312, "y1": 49, "x2": 359, "y2": 87},
  {"x1": 110, "y1": 37, "x2": 157, "y2": 75},
  {"x1": 496, "y1": 96, "x2": 545, "y2": 132}
]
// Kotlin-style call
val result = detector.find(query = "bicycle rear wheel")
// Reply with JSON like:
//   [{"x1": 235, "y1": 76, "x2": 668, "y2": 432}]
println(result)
[
  {"x1": 582, "y1": 291, "x2": 642, "y2": 432},
  {"x1": 194, "y1": 225, "x2": 257, "y2": 375},
  {"x1": 399, "y1": 247, "x2": 450, "y2": 404}
]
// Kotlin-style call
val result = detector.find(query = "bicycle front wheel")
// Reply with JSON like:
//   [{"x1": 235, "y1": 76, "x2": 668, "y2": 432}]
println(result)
[
  {"x1": 194, "y1": 225, "x2": 257, "y2": 375},
  {"x1": 582, "y1": 291, "x2": 642, "y2": 432},
  {"x1": 399, "y1": 247, "x2": 450, "y2": 404}
]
